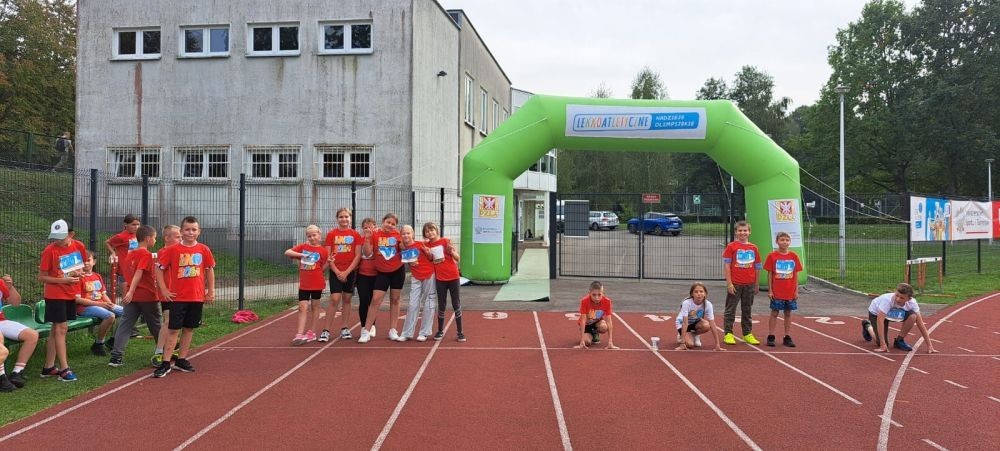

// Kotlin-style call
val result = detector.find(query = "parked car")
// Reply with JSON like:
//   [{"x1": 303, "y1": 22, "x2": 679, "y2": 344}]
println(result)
[
  {"x1": 589, "y1": 211, "x2": 619, "y2": 230},
  {"x1": 627, "y1": 212, "x2": 683, "y2": 236}
]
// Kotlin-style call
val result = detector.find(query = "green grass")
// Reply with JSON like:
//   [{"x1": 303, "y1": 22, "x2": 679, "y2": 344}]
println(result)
[{"x1": 0, "y1": 299, "x2": 295, "y2": 426}]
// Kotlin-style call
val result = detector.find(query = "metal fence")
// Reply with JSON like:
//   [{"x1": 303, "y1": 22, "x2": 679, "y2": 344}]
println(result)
[
  {"x1": 0, "y1": 129, "x2": 70, "y2": 169},
  {"x1": 0, "y1": 161, "x2": 462, "y2": 310}
]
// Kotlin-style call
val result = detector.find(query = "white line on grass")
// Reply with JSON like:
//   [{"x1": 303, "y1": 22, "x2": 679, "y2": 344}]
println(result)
[
  {"x1": 943, "y1": 380, "x2": 968, "y2": 389},
  {"x1": 877, "y1": 292, "x2": 1000, "y2": 451},
  {"x1": 0, "y1": 309, "x2": 297, "y2": 444},
  {"x1": 175, "y1": 321, "x2": 360, "y2": 450},
  {"x1": 533, "y1": 311, "x2": 572, "y2": 451},
  {"x1": 783, "y1": 318, "x2": 895, "y2": 362},
  {"x1": 921, "y1": 438, "x2": 949, "y2": 451},
  {"x1": 613, "y1": 313, "x2": 762, "y2": 451}
]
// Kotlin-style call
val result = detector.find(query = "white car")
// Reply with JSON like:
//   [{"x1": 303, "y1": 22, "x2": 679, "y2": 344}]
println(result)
[{"x1": 589, "y1": 211, "x2": 619, "y2": 230}]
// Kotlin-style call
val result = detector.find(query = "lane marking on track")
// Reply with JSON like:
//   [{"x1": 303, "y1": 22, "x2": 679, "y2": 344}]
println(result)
[
  {"x1": 370, "y1": 315, "x2": 455, "y2": 451},
  {"x1": 943, "y1": 380, "x2": 968, "y2": 389},
  {"x1": 533, "y1": 312, "x2": 572, "y2": 451},
  {"x1": 962, "y1": 324, "x2": 979, "y2": 329},
  {"x1": 955, "y1": 347, "x2": 975, "y2": 353},
  {"x1": 921, "y1": 438, "x2": 949, "y2": 451},
  {"x1": 715, "y1": 326, "x2": 862, "y2": 405},
  {"x1": 994, "y1": 331, "x2": 1000, "y2": 335},
  {"x1": 613, "y1": 313, "x2": 763, "y2": 451},
  {"x1": 877, "y1": 292, "x2": 1000, "y2": 451},
  {"x1": 783, "y1": 318, "x2": 894, "y2": 362},
  {"x1": 994, "y1": 357, "x2": 1000, "y2": 362},
  {"x1": 930, "y1": 338, "x2": 943, "y2": 343},
  {"x1": 878, "y1": 415, "x2": 903, "y2": 428},
  {"x1": 176, "y1": 321, "x2": 361, "y2": 450},
  {"x1": 988, "y1": 396, "x2": 1000, "y2": 404},
  {"x1": 909, "y1": 367, "x2": 929, "y2": 375},
  {"x1": 0, "y1": 309, "x2": 298, "y2": 444}
]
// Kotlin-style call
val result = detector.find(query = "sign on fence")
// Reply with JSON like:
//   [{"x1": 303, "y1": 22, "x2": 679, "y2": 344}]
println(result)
[
  {"x1": 910, "y1": 196, "x2": 997, "y2": 242},
  {"x1": 642, "y1": 193, "x2": 660, "y2": 204}
]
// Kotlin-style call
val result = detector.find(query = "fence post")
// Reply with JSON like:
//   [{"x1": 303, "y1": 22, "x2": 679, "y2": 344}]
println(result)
[
  {"x1": 238, "y1": 174, "x2": 246, "y2": 311},
  {"x1": 26, "y1": 132, "x2": 34, "y2": 162},
  {"x1": 410, "y1": 190, "x2": 416, "y2": 229},
  {"x1": 941, "y1": 240, "x2": 947, "y2": 276},
  {"x1": 638, "y1": 193, "x2": 645, "y2": 280},
  {"x1": 439, "y1": 187, "x2": 445, "y2": 236},
  {"x1": 549, "y1": 191, "x2": 557, "y2": 279},
  {"x1": 350, "y1": 181, "x2": 357, "y2": 229},
  {"x1": 977, "y1": 239, "x2": 982, "y2": 274},
  {"x1": 141, "y1": 175, "x2": 149, "y2": 225},
  {"x1": 89, "y1": 169, "x2": 98, "y2": 252},
  {"x1": 905, "y1": 221, "x2": 912, "y2": 263}
]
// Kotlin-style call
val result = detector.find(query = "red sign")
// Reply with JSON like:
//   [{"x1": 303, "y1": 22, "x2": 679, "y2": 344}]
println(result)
[
  {"x1": 642, "y1": 193, "x2": 660, "y2": 204},
  {"x1": 994, "y1": 201, "x2": 1000, "y2": 239}
]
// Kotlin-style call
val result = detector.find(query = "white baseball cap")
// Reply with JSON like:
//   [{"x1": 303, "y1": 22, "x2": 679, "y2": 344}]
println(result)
[{"x1": 49, "y1": 219, "x2": 69, "y2": 240}]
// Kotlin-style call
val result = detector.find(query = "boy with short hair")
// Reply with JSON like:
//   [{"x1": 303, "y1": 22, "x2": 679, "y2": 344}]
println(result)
[
  {"x1": 109, "y1": 225, "x2": 163, "y2": 367},
  {"x1": 764, "y1": 232, "x2": 803, "y2": 347},
  {"x1": 573, "y1": 281, "x2": 618, "y2": 349},
  {"x1": 0, "y1": 273, "x2": 38, "y2": 390},
  {"x1": 75, "y1": 251, "x2": 124, "y2": 356},
  {"x1": 151, "y1": 224, "x2": 181, "y2": 366},
  {"x1": 37, "y1": 219, "x2": 87, "y2": 381},
  {"x1": 862, "y1": 283, "x2": 938, "y2": 354},
  {"x1": 722, "y1": 221, "x2": 762, "y2": 345},
  {"x1": 153, "y1": 216, "x2": 215, "y2": 378},
  {"x1": 105, "y1": 214, "x2": 141, "y2": 265}
]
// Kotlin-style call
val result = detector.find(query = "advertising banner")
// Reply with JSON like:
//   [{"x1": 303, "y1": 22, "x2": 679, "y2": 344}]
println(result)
[
  {"x1": 910, "y1": 196, "x2": 928, "y2": 242},
  {"x1": 565, "y1": 105, "x2": 707, "y2": 140},
  {"x1": 994, "y1": 201, "x2": 1000, "y2": 239},
  {"x1": 950, "y1": 201, "x2": 993, "y2": 241},
  {"x1": 472, "y1": 194, "x2": 504, "y2": 244},
  {"x1": 767, "y1": 199, "x2": 803, "y2": 248},
  {"x1": 925, "y1": 197, "x2": 951, "y2": 241}
]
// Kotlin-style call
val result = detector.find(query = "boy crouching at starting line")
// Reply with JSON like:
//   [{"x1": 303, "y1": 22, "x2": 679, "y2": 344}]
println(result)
[{"x1": 861, "y1": 283, "x2": 937, "y2": 354}]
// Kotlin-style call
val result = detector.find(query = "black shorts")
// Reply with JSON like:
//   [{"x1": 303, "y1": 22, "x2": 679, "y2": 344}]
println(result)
[
  {"x1": 298, "y1": 290, "x2": 323, "y2": 301},
  {"x1": 374, "y1": 267, "x2": 405, "y2": 291},
  {"x1": 160, "y1": 301, "x2": 172, "y2": 311},
  {"x1": 584, "y1": 322, "x2": 602, "y2": 334},
  {"x1": 168, "y1": 303, "x2": 204, "y2": 330},
  {"x1": 685, "y1": 321, "x2": 702, "y2": 333},
  {"x1": 44, "y1": 299, "x2": 76, "y2": 323},
  {"x1": 329, "y1": 270, "x2": 357, "y2": 293}
]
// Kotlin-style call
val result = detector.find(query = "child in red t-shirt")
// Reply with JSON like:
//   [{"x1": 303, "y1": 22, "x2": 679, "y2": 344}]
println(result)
[
  {"x1": 110, "y1": 225, "x2": 163, "y2": 367},
  {"x1": 574, "y1": 281, "x2": 618, "y2": 349},
  {"x1": 722, "y1": 221, "x2": 762, "y2": 346},
  {"x1": 355, "y1": 218, "x2": 379, "y2": 338},
  {"x1": 151, "y1": 224, "x2": 181, "y2": 366},
  {"x1": 398, "y1": 225, "x2": 436, "y2": 342},
  {"x1": 286, "y1": 225, "x2": 330, "y2": 345},
  {"x1": 359, "y1": 213, "x2": 405, "y2": 343},
  {"x1": 104, "y1": 214, "x2": 141, "y2": 265},
  {"x1": 75, "y1": 251, "x2": 123, "y2": 357},
  {"x1": 38, "y1": 219, "x2": 87, "y2": 381},
  {"x1": 764, "y1": 232, "x2": 803, "y2": 348},
  {"x1": 424, "y1": 222, "x2": 466, "y2": 342},
  {"x1": 323, "y1": 208, "x2": 362, "y2": 341},
  {"x1": 153, "y1": 216, "x2": 215, "y2": 378}
]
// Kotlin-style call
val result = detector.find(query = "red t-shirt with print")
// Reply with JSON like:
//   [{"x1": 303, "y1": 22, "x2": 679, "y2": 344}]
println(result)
[
  {"x1": 292, "y1": 243, "x2": 329, "y2": 291},
  {"x1": 764, "y1": 250, "x2": 802, "y2": 300},
  {"x1": 324, "y1": 228, "x2": 362, "y2": 272},
  {"x1": 578, "y1": 295, "x2": 613, "y2": 326},
  {"x1": 157, "y1": 242, "x2": 215, "y2": 302},
  {"x1": 406, "y1": 242, "x2": 434, "y2": 280},
  {"x1": 108, "y1": 230, "x2": 138, "y2": 264},
  {"x1": 373, "y1": 229, "x2": 403, "y2": 273},
  {"x1": 357, "y1": 234, "x2": 377, "y2": 276},
  {"x1": 0, "y1": 279, "x2": 9, "y2": 320},
  {"x1": 123, "y1": 247, "x2": 159, "y2": 302},
  {"x1": 722, "y1": 241, "x2": 762, "y2": 285},
  {"x1": 76, "y1": 272, "x2": 106, "y2": 313},
  {"x1": 39, "y1": 240, "x2": 88, "y2": 300},
  {"x1": 426, "y1": 237, "x2": 460, "y2": 281}
]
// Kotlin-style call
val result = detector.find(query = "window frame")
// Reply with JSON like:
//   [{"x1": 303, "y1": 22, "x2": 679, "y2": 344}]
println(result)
[
  {"x1": 244, "y1": 145, "x2": 302, "y2": 180},
  {"x1": 317, "y1": 20, "x2": 374, "y2": 55},
  {"x1": 174, "y1": 145, "x2": 231, "y2": 179},
  {"x1": 492, "y1": 99, "x2": 500, "y2": 133},
  {"x1": 479, "y1": 87, "x2": 488, "y2": 135},
  {"x1": 315, "y1": 144, "x2": 374, "y2": 182},
  {"x1": 112, "y1": 27, "x2": 161, "y2": 60},
  {"x1": 107, "y1": 146, "x2": 162, "y2": 179},
  {"x1": 178, "y1": 25, "x2": 231, "y2": 58},
  {"x1": 246, "y1": 22, "x2": 301, "y2": 57},
  {"x1": 464, "y1": 75, "x2": 475, "y2": 126}
]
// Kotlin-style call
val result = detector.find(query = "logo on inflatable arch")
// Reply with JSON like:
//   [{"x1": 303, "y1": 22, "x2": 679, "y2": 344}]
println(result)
[{"x1": 565, "y1": 105, "x2": 707, "y2": 139}]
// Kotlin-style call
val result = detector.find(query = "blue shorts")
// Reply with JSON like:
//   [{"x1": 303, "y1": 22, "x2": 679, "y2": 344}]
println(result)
[
  {"x1": 79, "y1": 305, "x2": 124, "y2": 320},
  {"x1": 769, "y1": 299, "x2": 798, "y2": 311}
]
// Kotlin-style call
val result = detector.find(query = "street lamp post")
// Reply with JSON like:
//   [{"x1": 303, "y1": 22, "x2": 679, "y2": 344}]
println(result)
[
  {"x1": 988, "y1": 158, "x2": 995, "y2": 244},
  {"x1": 836, "y1": 85, "x2": 848, "y2": 278}
]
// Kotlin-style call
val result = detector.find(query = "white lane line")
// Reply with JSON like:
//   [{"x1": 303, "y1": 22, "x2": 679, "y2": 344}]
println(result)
[
  {"x1": 922, "y1": 438, "x2": 949, "y2": 451},
  {"x1": 988, "y1": 396, "x2": 1000, "y2": 404},
  {"x1": 955, "y1": 347, "x2": 975, "y2": 353},
  {"x1": 878, "y1": 292, "x2": 1000, "y2": 451},
  {"x1": 993, "y1": 357, "x2": 1000, "y2": 362},
  {"x1": 785, "y1": 318, "x2": 895, "y2": 362},
  {"x1": 0, "y1": 309, "x2": 297, "y2": 444},
  {"x1": 993, "y1": 331, "x2": 1000, "y2": 335},
  {"x1": 930, "y1": 338, "x2": 943, "y2": 344},
  {"x1": 613, "y1": 313, "x2": 763, "y2": 451},
  {"x1": 176, "y1": 321, "x2": 361, "y2": 450},
  {"x1": 943, "y1": 380, "x2": 968, "y2": 389},
  {"x1": 532, "y1": 312, "x2": 572, "y2": 451},
  {"x1": 878, "y1": 415, "x2": 903, "y2": 428},
  {"x1": 716, "y1": 326, "x2": 862, "y2": 405},
  {"x1": 370, "y1": 315, "x2": 454, "y2": 451},
  {"x1": 962, "y1": 324, "x2": 979, "y2": 329},
  {"x1": 909, "y1": 367, "x2": 929, "y2": 375}
]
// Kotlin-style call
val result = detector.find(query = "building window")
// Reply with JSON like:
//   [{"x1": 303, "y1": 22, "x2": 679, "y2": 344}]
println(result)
[
  {"x1": 464, "y1": 75, "x2": 475, "y2": 126},
  {"x1": 318, "y1": 21, "x2": 373, "y2": 54},
  {"x1": 503, "y1": 108, "x2": 509, "y2": 123},
  {"x1": 316, "y1": 145, "x2": 373, "y2": 181},
  {"x1": 107, "y1": 146, "x2": 161, "y2": 178},
  {"x1": 245, "y1": 145, "x2": 300, "y2": 179},
  {"x1": 479, "y1": 88, "x2": 488, "y2": 135},
  {"x1": 175, "y1": 145, "x2": 229, "y2": 179},
  {"x1": 492, "y1": 99, "x2": 500, "y2": 133},
  {"x1": 113, "y1": 28, "x2": 161, "y2": 60},
  {"x1": 247, "y1": 23, "x2": 300, "y2": 56},
  {"x1": 180, "y1": 26, "x2": 230, "y2": 57}
]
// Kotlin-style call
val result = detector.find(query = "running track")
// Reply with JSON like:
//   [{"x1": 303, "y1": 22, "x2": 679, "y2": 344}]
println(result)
[{"x1": 1, "y1": 293, "x2": 998, "y2": 450}]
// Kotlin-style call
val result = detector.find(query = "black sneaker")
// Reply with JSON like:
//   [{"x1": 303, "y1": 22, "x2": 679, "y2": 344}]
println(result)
[
  {"x1": 893, "y1": 337, "x2": 913, "y2": 352},
  {"x1": 91, "y1": 342, "x2": 107, "y2": 357},
  {"x1": 40, "y1": 366, "x2": 60, "y2": 378},
  {"x1": 433, "y1": 331, "x2": 444, "y2": 341},
  {"x1": 861, "y1": 320, "x2": 873, "y2": 342},
  {"x1": 172, "y1": 358, "x2": 195, "y2": 373},
  {"x1": 153, "y1": 361, "x2": 172, "y2": 378},
  {"x1": 456, "y1": 333, "x2": 467, "y2": 342},
  {"x1": 0, "y1": 374, "x2": 15, "y2": 392},
  {"x1": 783, "y1": 335, "x2": 796, "y2": 348},
  {"x1": 9, "y1": 371, "x2": 26, "y2": 388},
  {"x1": 766, "y1": 335, "x2": 776, "y2": 347},
  {"x1": 108, "y1": 354, "x2": 124, "y2": 367}
]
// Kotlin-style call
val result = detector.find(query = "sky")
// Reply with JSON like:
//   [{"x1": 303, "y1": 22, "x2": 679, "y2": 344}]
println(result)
[{"x1": 443, "y1": 0, "x2": 918, "y2": 108}]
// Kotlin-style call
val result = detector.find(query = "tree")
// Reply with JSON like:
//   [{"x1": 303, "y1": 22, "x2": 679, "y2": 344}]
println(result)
[{"x1": 630, "y1": 66, "x2": 668, "y2": 100}]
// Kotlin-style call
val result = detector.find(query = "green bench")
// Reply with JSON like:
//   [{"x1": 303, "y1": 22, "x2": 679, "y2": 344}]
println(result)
[
  {"x1": 1, "y1": 304, "x2": 51, "y2": 340},
  {"x1": 34, "y1": 300, "x2": 101, "y2": 333}
]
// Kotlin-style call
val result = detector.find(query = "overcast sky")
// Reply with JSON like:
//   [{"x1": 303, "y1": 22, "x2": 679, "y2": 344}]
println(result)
[{"x1": 443, "y1": 0, "x2": 918, "y2": 107}]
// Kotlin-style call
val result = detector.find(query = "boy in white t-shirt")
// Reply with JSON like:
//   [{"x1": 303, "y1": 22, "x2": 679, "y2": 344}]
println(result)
[{"x1": 861, "y1": 283, "x2": 937, "y2": 354}]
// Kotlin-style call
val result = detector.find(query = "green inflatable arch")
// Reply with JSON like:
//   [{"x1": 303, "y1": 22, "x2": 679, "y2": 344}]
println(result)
[{"x1": 460, "y1": 95, "x2": 807, "y2": 285}]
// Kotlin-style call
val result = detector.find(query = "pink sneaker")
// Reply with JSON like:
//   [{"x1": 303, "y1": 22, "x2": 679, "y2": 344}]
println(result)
[
  {"x1": 292, "y1": 334, "x2": 307, "y2": 346},
  {"x1": 305, "y1": 330, "x2": 317, "y2": 342}
]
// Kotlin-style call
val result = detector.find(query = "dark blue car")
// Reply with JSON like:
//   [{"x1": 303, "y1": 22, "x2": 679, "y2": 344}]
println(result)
[{"x1": 626, "y1": 212, "x2": 683, "y2": 236}]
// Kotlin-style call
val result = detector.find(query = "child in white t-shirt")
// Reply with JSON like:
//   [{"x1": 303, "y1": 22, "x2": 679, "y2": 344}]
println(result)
[
  {"x1": 674, "y1": 282, "x2": 724, "y2": 351},
  {"x1": 861, "y1": 283, "x2": 937, "y2": 354}
]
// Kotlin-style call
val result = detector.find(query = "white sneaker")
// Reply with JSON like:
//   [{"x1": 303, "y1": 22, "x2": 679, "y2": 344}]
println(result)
[
  {"x1": 676, "y1": 333, "x2": 683, "y2": 343},
  {"x1": 415, "y1": 335, "x2": 428, "y2": 342},
  {"x1": 370, "y1": 325, "x2": 376, "y2": 338},
  {"x1": 358, "y1": 329, "x2": 370, "y2": 344},
  {"x1": 388, "y1": 329, "x2": 400, "y2": 341},
  {"x1": 396, "y1": 336, "x2": 408, "y2": 342},
  {"x1": 693, "y1": 336, "x2": 702, "y2": 347}
]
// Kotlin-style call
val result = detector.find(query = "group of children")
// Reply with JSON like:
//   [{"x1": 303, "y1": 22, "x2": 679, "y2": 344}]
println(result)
[
  {"x1": 576, "y1": 221, "x2": 937, "y2": 355},
  {"x1": 285, "y1": 209, "x2": 465, "y2": 346}
]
